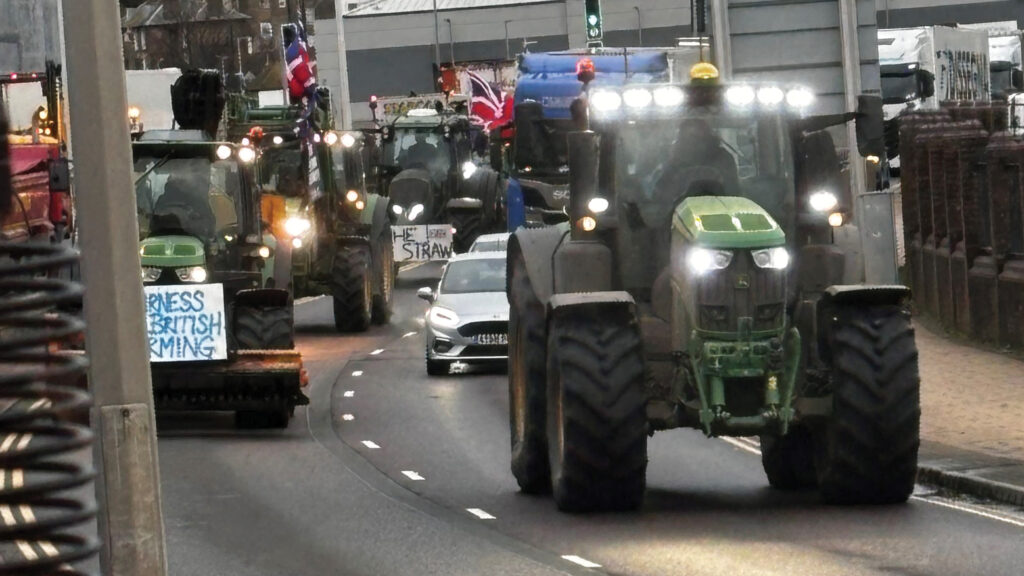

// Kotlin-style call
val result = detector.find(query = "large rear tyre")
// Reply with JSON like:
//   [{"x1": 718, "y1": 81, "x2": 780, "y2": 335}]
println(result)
[
  {"x1": 815, "y1": 305, "x2": 920, "y2": 504},
  {"x1": 761, "y1": 425, "x2": 817, "y2": 490},
  {"x1": 451, "y1": 210, "x2": 483, "y2": 254},
  {"x1": 372, "y1": 230, "x2": 394, "y2": 325},
  {"x1": 508, "y1": 253, "x2": 550, "y2": 494},
  {"x1": 546, "y1": 310, "x2": 647, "y2": 513},
  {"x1": 332, "y1": 245, "x2": 372, "y2": 333},
  {"x1": 235, "y1": 306, "x2": 294, "y2": 350}
]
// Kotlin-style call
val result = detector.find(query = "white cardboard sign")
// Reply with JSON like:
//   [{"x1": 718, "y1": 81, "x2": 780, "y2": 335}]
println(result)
[
  {"x1": 392, "y1": 225, "x2": 454, "y2": 262},
  {"x1": 144, "y1": 283, "x2": 228, "y2": 362}
]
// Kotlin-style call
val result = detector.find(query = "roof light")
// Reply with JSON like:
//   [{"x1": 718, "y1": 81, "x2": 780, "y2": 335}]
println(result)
[
  {"x1": 127, "y1": 106, "x2": 141, "y2": 120},
  {"x1": 623, "y1": 87, "x2": 652, "y2": 108},
  {"x1": 238, "y1": 146, "x2": 256, "y2": 163},
  {"x1": 653, "y1": 86, "x2": 685, "y2": 107},
  {"x1": 216, "y1": 145, "x2": 233, "y2": 160},
  {"x1": 340, "y1": 132, "x2": 357, "y2": 148},
  {"x1": 408, "y1": 109, "x2": 438, "y2": 117},
  {"x1": 785, "y1": 87, "x2": 814, "y2": 108},
  {"x1": 725, "y1": 86, "x2": 755, "y2": 106},
  {"x1": 588, "y1": 197, "x2": 609, "y2": 214},
  {"x1": 591, "y1": 90, "x2": 622, "y2": 111},
  {"x1": 689, "y1": 62, "x2": 720, "y2": 81},
  {"x1": 757, "y1": 86, "x2": 785, "y2": 105}
]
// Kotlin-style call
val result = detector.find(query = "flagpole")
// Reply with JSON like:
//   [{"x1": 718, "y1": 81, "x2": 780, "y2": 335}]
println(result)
[{"x1": 433, "y1": 0, "x2": 441, "y2": 71}]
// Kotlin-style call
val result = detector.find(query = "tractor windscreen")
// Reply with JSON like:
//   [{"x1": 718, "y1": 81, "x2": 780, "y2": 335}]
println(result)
[
  {"x1": 260, "y1": 146, "x2": 307, "y2": 198},
  {"x1": 134, "y1": 155, "x2": 243, "y2": 242},
  {"x1": 388, "y1": 128, "x2": 450, "y2": 175},
  {"x1": 614, "y1": 112, "x2": 794, "y2": 228}
]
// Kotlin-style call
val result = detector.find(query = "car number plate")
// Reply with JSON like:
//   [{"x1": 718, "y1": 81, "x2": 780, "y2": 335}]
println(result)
[{"x1": 474, "y1": 333, "x2": 508, "y2": 345}]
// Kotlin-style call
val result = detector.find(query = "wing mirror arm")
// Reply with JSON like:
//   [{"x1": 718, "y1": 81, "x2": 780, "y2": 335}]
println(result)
[{"x1": 417, "y1": 287, "x2": 435, "y2": 302}]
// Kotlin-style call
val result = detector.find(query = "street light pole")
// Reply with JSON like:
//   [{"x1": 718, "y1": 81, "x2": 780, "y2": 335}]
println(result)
[
  {"x1": 60, "y1": 0, "x2": 168, "y2": 575},
  {"x1": 634, "y1": 6, "x2": 643, "y2": 47},
  {"x1": 446, "y1": 18, "x2": 455, "y2": 66},
  {"x1": 433, "y1": 0, "x2": 441, "y2": 69},
  {"x1": 504, "y1": 20, "x2": 512, "y2": 60}
]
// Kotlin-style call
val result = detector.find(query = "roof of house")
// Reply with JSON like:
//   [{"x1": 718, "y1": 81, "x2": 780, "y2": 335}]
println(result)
[
  {"x1": 124, "y1": 0, "x2": 250, "y2": 28},
  {"x1": 345, "y1": 0, "x2": 556, "y2": 17}
]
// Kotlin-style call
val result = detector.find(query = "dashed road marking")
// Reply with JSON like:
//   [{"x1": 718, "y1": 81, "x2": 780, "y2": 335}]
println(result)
[
  {"x1": 342, "y1": 414, "x2": 355, "y2": 421},
  {"x1": 466, "y1": 508, "x2": 495, "y2": 520},
  {"x1": 401, "y1": 471, "x2": 425, "y2": 481},
  {"x1": 402, "y1": 331, "x2": 418, "y2": 338},
  {"x1": 370, "y1": 348, "x2": 384, "y2": 355},
  {"x1": 352, "y1": 370, "x2": 364, "y2": 377},
  {"x1": 343, "y1": 391, "x2": 354, "y2": 398},
  {"x1": 361, "y1": 440, "x2": 380, "y2": 449},
  {"x1": 562, "y1": 555, "x2": 601, "y2": 568},
  {"x1": 12, "y1": 469, "x2": 23, "y2": 488},
  {"x1": 28, "y1": 398, "x2": 49, "y2": 412}
]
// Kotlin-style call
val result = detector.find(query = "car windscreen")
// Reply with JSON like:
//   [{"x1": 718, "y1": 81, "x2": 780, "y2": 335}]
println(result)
[
  {"x1": 470, "y1": 240, "x2": 507, "y2": 252},
  {"x1": 440, "y1": 258, "x2": 506, "y2": 294}
]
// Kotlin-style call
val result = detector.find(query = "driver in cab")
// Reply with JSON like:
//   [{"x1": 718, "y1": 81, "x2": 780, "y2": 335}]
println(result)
[
  {"x1": 656, "y1": 118, "x2": 740, "y2": 199},
  {"x1": 404, "y1": 133, "x2": 438, "y2": 168}
]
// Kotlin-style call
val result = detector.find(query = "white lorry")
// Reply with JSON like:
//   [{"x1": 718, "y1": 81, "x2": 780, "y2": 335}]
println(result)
[
  {"x1": 877, "y1": 26, "x2": 990, "y2": 170},
  {"x1": 962, "y1": 21, "x2": 1023, "y2": 100},
  {"x1": 124, "y1": 68, "x2": 182, "y2": 133}
]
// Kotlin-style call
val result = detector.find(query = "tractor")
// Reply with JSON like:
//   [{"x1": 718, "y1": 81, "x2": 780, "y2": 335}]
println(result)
[
  {"x1": 228, "y1": 92, "x2": 395, "y2": 332},
  {"x1": 381, "y1": 107, "x2": 504, "y2": 253},
  {"x1": 507, "y1": 62, "x2": 920, "y2": 511},
  {"x1": 135, "y1": 70, "x2": 306, "y2": 428}
]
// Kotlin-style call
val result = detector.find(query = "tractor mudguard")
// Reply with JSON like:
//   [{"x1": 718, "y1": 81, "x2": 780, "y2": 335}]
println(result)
[
  {"x1": 554, "y1": 240, "x2": 613, "y2": 294},
  {"x1": 446, "y1": 197, "x2": 484, "y2": 210},
  {"x1": 366, "y1": 193, "x2": 390, "y2": 238},
  {"x1": 508, "y1": 223, "x2": 569, "y2": 307},
  {"x1": 548, "y1": 291, "x2": 636, "y2": 321},
  {"x1": 821, "y1": 285, "x2": 911, "y2": 307},
  {"x1": 234, "y1": 287, "x2": 291, "y2": 309}
]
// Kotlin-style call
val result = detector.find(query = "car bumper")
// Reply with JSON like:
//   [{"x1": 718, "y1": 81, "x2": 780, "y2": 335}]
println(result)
[{"x1": 425, "y1": 319, "x2": 509, "y2": 362}]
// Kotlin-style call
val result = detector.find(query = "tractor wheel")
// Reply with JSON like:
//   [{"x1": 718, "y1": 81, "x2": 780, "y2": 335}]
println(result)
[
  {"x1": 761, "y1": 425, "x2": 817, "y2": 490},
  {"x1": 546, "y1": 311, "x2": 647, "y2": 512},
  {"x1": 508, "y1": 252, "x2": 550, "y2": 494},
  {"x1": 235, "y1": 306, "x2": 294, "y2": 350},
  {"x1": 332, "y1": 245, "x2": 373, "y2": 333},
  {"x1": 451, "y1": 210, "x2": 483, "y2": 254},
  {"x1": 372, "y1": 229, "x2": 394, "y2": 325},
  {"x1": 815, "y1": 305, "x2": 920, "y2": 505}
]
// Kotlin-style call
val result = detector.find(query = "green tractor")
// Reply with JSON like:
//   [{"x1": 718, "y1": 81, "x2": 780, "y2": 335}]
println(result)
[
  {"x1": 134, "y1": 71, "x2": 306, "y2": 428},
  {"x1": 228, "y1": 93, "x2": 395, "y2": 332},
  {"x1": 507, "y1": 63, "x2": 920, "y2": 511},
  {"x1": 382, "y1": 107, "x2": 504, "y2": 254}
]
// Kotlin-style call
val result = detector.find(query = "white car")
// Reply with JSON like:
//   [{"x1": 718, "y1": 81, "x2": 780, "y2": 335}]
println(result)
[
  {"x1": 468, "y1": 232, "x2": 510, "y2": 253},
  {"x1": 418, "y1": 252, "x2": 509, "y2": 375}
]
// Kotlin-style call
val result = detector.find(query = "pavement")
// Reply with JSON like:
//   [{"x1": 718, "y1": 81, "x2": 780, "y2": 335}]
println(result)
[{"x1": 914, "y1": 321, "x2": 1024, "y2": 506}]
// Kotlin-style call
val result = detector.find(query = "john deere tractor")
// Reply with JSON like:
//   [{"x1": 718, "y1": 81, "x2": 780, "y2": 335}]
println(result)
[
  {"x1": 507, "y1": 62, "x2": 920, "y2": 511},
  {"x1": 228, "y1": 92, "x2": 394, "y2": 332},
  {"x1": 135, "y1": 70, "x2": 306, "y2": 428},
  {"x1": 382, "y1": 107, "x2": 504, "y2": 253}
]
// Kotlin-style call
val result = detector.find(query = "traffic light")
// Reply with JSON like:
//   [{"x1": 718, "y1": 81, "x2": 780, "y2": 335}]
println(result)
[{"x1": 584, "y1": 0, "x2": 603, "y2": 44}]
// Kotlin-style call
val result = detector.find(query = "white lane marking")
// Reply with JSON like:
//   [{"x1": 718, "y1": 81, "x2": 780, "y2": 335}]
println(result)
[
  {"x1": 294, "y1": 295, "x2": 325, "y2": 305},
  {"x1": 910, "y1": 496, "x2": 1024, "y2": 528},
  {"x1": 466, "y1": 508, "x2": 496, "y2": 520},
  {"x1": 399, "y1": 261, "x2": 429, "y2": 272},
  {"x1": 352, "y1": 370, "x2": 364, "y2": 377},
  {"x1": 720, "y1": 436, "x2": 1024, "y2": 529},
  {"x1": 402, "y1": 331, "x2": 418, "y2": 338},
  {"x1": 370, "y1": 348, "x2": 384, "y2": 355},
  {"x1": 16, "y1": 434, "x2": 32, "y2": 451},
  {"x1": 1, "y1": 505, "x2": 16, "y2": 525},
  {"x1": 361, "y1": 440, "x2": 380, "y2": 449},
  {"x1": 16, "y1": 540, "x2": 38, "y2": 560},
  {"x1": 1, "y1": 433, "x2": 18, "y2": 453},
  {"x1": 721, "y1": 436, "x2": 762, "y2": 456},
  {"x1": 562, "y1": 555, "x2": 601, "y2": 568},
  {"x1": 401, "y1": 471, "x2": 425, "y2": 481},
  {"x1": 38, "y1": 541, "x2": 59, "y2": 557},
  {"x1": 19, "y1": 505, "x2": 35, "y2": 523},
  {"x1": 341, "y1": 414, "x2": 355, "y2": 421},
  {"x1": 343, "y1": 391, "x2": 354, "y2": 398}
]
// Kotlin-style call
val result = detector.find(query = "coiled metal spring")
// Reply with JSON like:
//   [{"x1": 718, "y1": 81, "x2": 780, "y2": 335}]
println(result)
[{"x1": 0, "y1": 242, "x2": 97, "y2": 575}]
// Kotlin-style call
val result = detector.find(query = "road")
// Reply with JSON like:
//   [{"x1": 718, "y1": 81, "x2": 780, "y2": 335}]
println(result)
[{"x1": 156, "y1": 263, "x2": 1024, "y2": 576}]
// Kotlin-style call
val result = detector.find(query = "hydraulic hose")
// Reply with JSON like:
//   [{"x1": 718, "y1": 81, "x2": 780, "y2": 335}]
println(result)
[{"x1": 0, "y1": 241, "x2": 97, "y2": 575}]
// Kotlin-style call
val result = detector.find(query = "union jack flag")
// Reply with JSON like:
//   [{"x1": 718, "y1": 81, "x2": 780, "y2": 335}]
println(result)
[
  {"x1": 285, "y1": 22, "x2": 317, "y2": 103},
  {"x1": 467, "y1": 70, "x2": 511, "y2": 131}
]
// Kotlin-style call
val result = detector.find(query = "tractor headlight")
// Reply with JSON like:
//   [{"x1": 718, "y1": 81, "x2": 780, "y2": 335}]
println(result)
[
  {"x1": 216, "y1": 145, "x2": 233, "y2": 160},
  {"x1": 408, "y1": 203, "x2": 424, "y2": 221},
  {"x1": 284, "y1": 216, "x2": 312, "y2": 237},
  {"x1": 808, "y1": 190, "x2": 838, "y2": 212},
  {"x1": 340, "y1": 132, "x2": 357, "y2": 148},
  {"x1": 623, "y1": 87, "x2": 652, "y2": 109},
  {"x1": 428, "y1": 306, "x2": 460, "y2": 328},
  {"x1": 324, "y1": 131, "x2": 339, "y2": 146},
  {"x1": 756, "y1": 86, "x2": 785, "y2": 106},
  {"x1": 346, "y1": 190, "x2": 360, "y2": 203},
  {"x1": 725, "y1": 86, "x2": 755, "y2": 106},
  {"x1": 687, "y1": 247, "x2": 733, "y2": 274},
  {"x1": 587, "y1": 197, "x2": 609, "y2": 214},
  {"x1": 176, "y1": 266, "x2": 208, "y2": 283},
  {"x1": 653, "y1": 86, "x2": 685, "y2": 108},
  {"x1": 786, "y1": 87, "x2": 814, "y2": 108},
  {"x1": 141, "y1": 267, "x2": 162, "y2": 283},
  {"x1": 392, "y1": 204, "x2": 404, "y2": 215},
  {"x1": 591, "y1": 90, "x2": 622, "y2": 112},
  {"x1": 751, "y1": 247, "x2": 790, "y2": 270},
  {"x1": 462, "y1": 161, "x2": 477, "y2": 180},
  {"x1": 238, "y1": 146, "x2": 256, "y2": 163}
]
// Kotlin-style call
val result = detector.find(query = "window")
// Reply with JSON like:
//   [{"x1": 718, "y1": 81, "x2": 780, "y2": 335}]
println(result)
[
  {"x1": 260, "y1": 22, "x2": 273, "y2": 39},
  {"x1": 260, "y1": 0, "x2": 270, "y2": 8},
  {"x1": 279, "y1": 0, "x2": 287, "y2": 8}
]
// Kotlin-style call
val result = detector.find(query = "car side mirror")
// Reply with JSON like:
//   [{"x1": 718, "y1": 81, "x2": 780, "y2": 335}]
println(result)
[
  {"x1": 855, "y1": 95, "x2": 885, "y2": 158},
  {"x1": 917, "y1": 69, "x2": 935, "y2": 100},
  {"x1": 417, "y1": 286, "x2": 434, "y2": 302},
  {"x1": 49, "y1": 157, "x2": 71, "y2": 193}
]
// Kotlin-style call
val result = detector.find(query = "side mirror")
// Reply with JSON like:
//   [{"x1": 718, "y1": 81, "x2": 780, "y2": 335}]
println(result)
[
  {"x1": 49, "y1": 157, "x2": 71, "y2": 193},
  {"x1": 417, "y1": 286, "x2": 434, "y2": 302},
  {"x1": 0, "y1": 108, "x2": 10, "y2": 221},
  {"x1": 855, "y1": 95, "x2": 885, "y2": 158},
  {"x1": 917, "y1": 69, "x2": 936, "y2": 100},
  {"x1": 381, "y1": 126, "x2": 394, "y2": 143},
  {"x1": 567, "y1": 130, "x2": 600, "y2": 239},
  {"x1": 1013, "y1": 69, "x2": 1024, "y2": 91}
]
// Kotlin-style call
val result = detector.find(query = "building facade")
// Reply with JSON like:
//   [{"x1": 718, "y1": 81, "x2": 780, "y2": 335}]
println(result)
[{"x1": 0, "y1": 0, "x2": 62, "y2": 74}]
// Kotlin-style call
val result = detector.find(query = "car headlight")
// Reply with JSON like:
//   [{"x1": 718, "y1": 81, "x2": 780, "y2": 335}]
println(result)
[
  {"x1": 687, "y1": 247, "x2": 733, "y2": 274},
  {"x1": 284, "y1": 216, "x2": 312, "y2": 237},
  {"x1": 141, "y1": 267, "x2": 162, "y2": 283},
  {"x1": 808, "y1": 190, "x2": 838, "y2": 212},
  {"x1": 176, "y1": 266, "x2": 208, "y2": 283},
  {"x1": 751, "y1": 247, "x2": 790, "y2": 270},
  {"x1": 429, "y1": 306, "x2": 460, "y2": 328}
]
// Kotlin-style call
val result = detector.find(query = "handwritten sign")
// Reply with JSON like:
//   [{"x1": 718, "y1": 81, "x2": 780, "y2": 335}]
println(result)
[
  {"x1": 392, "y1": 225, "x2": 453, "y2": 262},
  {"x1": 144, "y1": 284, "x2": 228, "y2": 362}
]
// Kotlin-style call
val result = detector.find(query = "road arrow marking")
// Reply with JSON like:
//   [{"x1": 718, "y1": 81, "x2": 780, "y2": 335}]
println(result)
[
  {"x1": 361, "y1": 440, "x2": 380, "y2": 449},
  {"x1": 401, "y1": 471, "x2": 424, "y2": 481},
  {"x1": 562, "y1": 555, "x2": 601, "y2": 568},
  {"x1": 466, "y1": 508, "x2": 495, "y2": 520},
  {"x1": 343, "y1": 391, "x2": 354, "y2": 398}
]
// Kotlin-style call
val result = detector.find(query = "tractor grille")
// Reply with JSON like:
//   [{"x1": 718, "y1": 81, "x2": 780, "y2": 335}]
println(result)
[
  {"x1": 457, "y1": 321, "x2": 508, "y2": 338},
  {"x1": 696, "y1": 251, "x2": 786, "y2": 333}
]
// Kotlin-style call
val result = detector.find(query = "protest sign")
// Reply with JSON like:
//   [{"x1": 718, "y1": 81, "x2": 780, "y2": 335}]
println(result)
[
  {"x1": 144, "y1": 283, "x2": 228, "y2": 362},
  {"x1": 392, "y1": 225, "x2": 453, "y2": 262}
]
